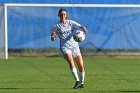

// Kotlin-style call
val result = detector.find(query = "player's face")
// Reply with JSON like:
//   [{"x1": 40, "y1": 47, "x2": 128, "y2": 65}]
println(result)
[{"x1": 59, "y1": 11, "x2": 67, "y2": 20}]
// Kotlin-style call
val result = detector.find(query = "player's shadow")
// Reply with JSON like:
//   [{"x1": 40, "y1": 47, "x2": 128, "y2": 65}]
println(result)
[
  {"x1": 91, "y1": 90, "x2": 140, "y2": 92},
  {"x1": 118, "y1": 90, "x2": 140, "y2": 92},
  {"x1": 0, "y1": 87, "x2": 61, "y2": 89}
]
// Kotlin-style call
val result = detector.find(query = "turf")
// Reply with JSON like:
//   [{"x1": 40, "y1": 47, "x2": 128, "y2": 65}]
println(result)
[{"x1": 0, "y1": 57, "x2": 140, "y2": 93}]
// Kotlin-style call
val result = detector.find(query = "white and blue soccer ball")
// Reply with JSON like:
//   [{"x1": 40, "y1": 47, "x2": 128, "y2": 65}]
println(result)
[{"x1": 73, "y1": 30, "x2": 85, "y2": 42}]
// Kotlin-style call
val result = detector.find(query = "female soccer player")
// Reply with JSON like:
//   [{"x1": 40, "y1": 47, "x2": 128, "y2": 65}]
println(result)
[{"x1": 51, "y1": 8, "x2": 88, "y2": 89}]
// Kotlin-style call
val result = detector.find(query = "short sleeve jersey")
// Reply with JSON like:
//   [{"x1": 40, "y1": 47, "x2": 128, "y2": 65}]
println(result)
[{"x1": 51, "y1": 20, "x2": 81, "y2": 49}]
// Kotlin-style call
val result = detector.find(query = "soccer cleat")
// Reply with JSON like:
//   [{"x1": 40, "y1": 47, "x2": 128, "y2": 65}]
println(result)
[
  {"x1": 73, "y1": 81, "x2": 80, "y2": 89},
  {"x1": 79, "y1": 84, "x2": 84, "y2": 88}
]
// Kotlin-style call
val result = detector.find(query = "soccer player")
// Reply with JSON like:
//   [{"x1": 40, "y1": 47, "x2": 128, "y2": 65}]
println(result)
[{"x1": 51, "y1": 8, "x2": 88, "y2": 89}]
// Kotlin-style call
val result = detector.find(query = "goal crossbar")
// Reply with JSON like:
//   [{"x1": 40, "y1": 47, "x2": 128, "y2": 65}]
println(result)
[{"x1": 4, "y1": 3, "x2": 140, "y2": 8}]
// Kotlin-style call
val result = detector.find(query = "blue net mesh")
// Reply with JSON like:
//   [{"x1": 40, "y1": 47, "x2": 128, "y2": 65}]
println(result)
[
  {"x1": 0, "y1": 5, "x2": 5, "y2": 58},
  {"x1": 7, "y1": 7, "x2": 140, "y2": 50}
]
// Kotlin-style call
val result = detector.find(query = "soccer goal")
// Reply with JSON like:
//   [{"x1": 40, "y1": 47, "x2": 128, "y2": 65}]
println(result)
[{"x1": 1, "y1": 4, "x2": 140, "y2": 59}]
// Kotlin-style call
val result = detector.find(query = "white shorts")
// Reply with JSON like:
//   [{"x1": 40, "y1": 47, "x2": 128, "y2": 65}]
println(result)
[{"x1": 60, "y1": 46, "x2": 81, "y2": 58}]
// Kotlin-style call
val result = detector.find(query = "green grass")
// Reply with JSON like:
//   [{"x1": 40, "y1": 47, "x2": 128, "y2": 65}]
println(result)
[{"x1": 0, "y1": 57, "x2": 140, "y2": 93}]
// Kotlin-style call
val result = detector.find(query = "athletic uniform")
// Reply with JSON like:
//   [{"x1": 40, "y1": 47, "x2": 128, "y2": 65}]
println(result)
[
  {"x1": 51, "y1": 20, "x2": 81, "y2": 57},
  {"x1": 52, "y1": 19, "x2": 85, "y2": 89}
]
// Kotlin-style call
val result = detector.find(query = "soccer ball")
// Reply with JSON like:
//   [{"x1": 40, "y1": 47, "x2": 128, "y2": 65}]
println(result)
[{"x1": 73, "y1": 30, "x2": 85, "y2": 42}]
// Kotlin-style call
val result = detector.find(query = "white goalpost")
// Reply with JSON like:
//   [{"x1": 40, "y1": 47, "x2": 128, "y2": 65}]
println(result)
[
  {"x1": 1, "y1": 3, "x2": 140, "y2": 59},
  {"x1": 4, "y1": 4, "x2": 8, "y2": 59}
]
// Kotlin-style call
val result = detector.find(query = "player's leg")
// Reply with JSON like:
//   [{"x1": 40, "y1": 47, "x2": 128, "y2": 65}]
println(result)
[
  {"x1": 72, "y1": 47, "x2": 85, "y2": 88},
  {"x1": 74, "y1": 55, "x2": 85, "y2": 88},
  {"x1": 61, "y1": 49, "x2": 79, "y2": 81},
  {"x1": 64, "y1": 53, "x2": 75, "y2": 69},
  {"x1": 64, "y1": 52, "x2": 80, "y2": 89},
  {"x1": 60, "y1": 48, "x2": 80, "y2": 87},
  {"x1": 74, "y1": 55, "x2": 84, "y2": 72}
]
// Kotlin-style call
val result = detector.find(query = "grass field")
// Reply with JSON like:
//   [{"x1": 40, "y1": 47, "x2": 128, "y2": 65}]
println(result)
[{"x1": 0, "y1": 57, "x2": 140, "y2": 93}]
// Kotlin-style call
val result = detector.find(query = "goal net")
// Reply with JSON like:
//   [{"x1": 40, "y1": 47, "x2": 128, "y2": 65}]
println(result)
[
  {"x1": 1, "y1": 4, "x2": 140, "y2": 59},
  {"x1": 0, "y1": 5, "x2": 5, "y2": 59}
]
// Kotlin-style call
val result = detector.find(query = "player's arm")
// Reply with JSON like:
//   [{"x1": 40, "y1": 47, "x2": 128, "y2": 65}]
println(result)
[
  {"x1": 51, "y1": 32, "x2": 56, "y2": 41},
  {"x1": 51, "y1": 25, "x2": 57, "y2": 41},
  {"x1": 71, "y1": 20, "x2": 88, "y2": 34},
  {"x1": 79, "y1": 25, "x2": 88, "y2": 34}
]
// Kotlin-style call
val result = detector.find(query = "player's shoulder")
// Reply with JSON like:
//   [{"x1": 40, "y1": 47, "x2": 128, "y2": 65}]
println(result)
[
  {"x1": 53, "y1": 21, "x2": 60, "y2": 26},
  {"x1": 68, "y1": 20, "x2": 79, "y2": 25},
  {"x1": 52, "y1": 23, "x2": 60, "y2": 31},
  {"x1": 52, "y1": 23, "x2": 59, "y2": 28},
  {"x1": 68, "y1": 20, "x2": 81, "y2": 27},
  {"x1": 68, "y1": 20, "x2": 76, "y2": 23}
]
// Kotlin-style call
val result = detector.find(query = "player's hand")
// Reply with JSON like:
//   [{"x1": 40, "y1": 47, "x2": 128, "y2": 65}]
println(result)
[
  {"x1": 51, "y1": 32, "x2": 56, "y2": 41},
  {"x1": 51, "y1": 36, "x2": 56, "y2": 41},
  {"x1": 80, "y1": 25, "x2": 88, "y2": 34},
  {"x1": 84, "y1": 29, "x2": 88, "y2": 34}
]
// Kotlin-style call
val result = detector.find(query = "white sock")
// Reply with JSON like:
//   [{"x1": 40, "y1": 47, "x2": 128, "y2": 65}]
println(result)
[
  {"x1": 71, "y1": 67, "x2": 79, "y2": 81},
  {"x1": 79, "y1": 72, "x2": 85, "y2": 84}
]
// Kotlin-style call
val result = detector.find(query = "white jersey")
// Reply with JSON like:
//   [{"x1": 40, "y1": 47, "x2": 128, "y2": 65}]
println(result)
[{"x1": 51, "y1": 20, "x2": 81, "y2": 49}]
